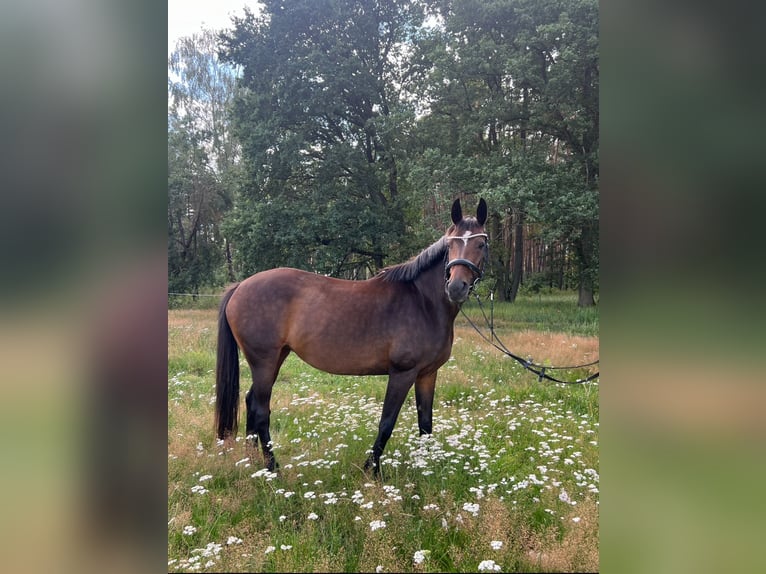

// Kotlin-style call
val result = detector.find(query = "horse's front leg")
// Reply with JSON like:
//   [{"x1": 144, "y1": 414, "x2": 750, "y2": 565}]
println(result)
[
  {"x1": 414, "y1": 371, "x2": 437, "y2": 436},
  {"x1": 364, "y1": 369, "x2": 415, "y2": 475}
]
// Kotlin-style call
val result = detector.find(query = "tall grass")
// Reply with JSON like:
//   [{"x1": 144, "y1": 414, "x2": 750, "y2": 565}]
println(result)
[
  {"x1": 168, "y1": 293, "x2": 599, "y2": 572},
  {"x1": 460, "y1": 292, "x2": 599, "y2": 338}
]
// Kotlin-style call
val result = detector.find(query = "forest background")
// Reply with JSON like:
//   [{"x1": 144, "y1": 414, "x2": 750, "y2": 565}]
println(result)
[{"x1": 168, "y1": 0, "x2": 598, "y2": 306}]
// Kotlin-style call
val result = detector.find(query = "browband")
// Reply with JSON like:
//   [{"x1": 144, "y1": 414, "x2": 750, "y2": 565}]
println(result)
[{"x1": 445, "y1": 233, "x2": 488, "y2": 246}]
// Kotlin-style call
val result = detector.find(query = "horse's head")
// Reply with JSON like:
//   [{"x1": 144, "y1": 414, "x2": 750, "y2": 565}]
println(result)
[{"x1": 445, "y1": 198, "x2": 489, "y2": 304}]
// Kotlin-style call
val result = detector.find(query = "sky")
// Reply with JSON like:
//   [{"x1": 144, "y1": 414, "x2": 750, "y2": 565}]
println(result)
[{"x1": 168, "y1": 0, "x2": 263, "y2": 56}]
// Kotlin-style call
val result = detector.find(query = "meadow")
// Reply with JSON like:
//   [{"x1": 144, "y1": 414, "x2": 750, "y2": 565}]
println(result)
[{"x1": 168, "y1": 293, "x2": 599, "y2": 572}]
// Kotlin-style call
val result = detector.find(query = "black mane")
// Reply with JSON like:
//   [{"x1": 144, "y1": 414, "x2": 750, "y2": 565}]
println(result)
[
  {"x1": 377, "y1": 216, "x2": 484, "y2": 283},
  {"x1": 378, "y1": 237, "x2": 448, "y2": 283}
]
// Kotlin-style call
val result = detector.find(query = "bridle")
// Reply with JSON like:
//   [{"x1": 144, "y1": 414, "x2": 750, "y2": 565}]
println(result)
[{"x1": 444, "y1": 233, "x2": 489, "y2": 289}]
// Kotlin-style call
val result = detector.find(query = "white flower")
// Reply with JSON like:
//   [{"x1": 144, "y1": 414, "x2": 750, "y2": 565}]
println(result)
[
  {"x1": 303, "y1": 491, "x2": 316, "y2": 499},
  {"x1": 251, "y1": 468, "x2": 278, "y2": 480},
  {"x1": 279, "y1": 515, "x2": 287, "y2": 522},
  {"x1": 369, "y1": 520, "x2": 386, "y2": 531},
  {"x1": 307, "y1": 512, "x2": 319, "y2": 521},
  {"x1": 478, "y1": 559, "x2": 502, "y2": 571},
  {"x1": 462, "y1": 502, "x2": 480, "y2": 516},
  {"x1": 182, "y1": 525, "x2": 197, "y2": 535},
  {"x1": 280, "y1": 544, "x2": 292, "y2": 550},
  {"x1": 264, "y1": 545, "x2": 275, "y2": 554},
  {"x1": 226, "y1": 536, "x2": 243, "y2": 545},
  {"x1": 413, "y1": 550, "x2": 430, "y2": 564},
  {"x1": 376, "y1": 566, "x2": 384, "y2": 573},
  {"x1": 490, "y1": 540, "x2": 503, "y2": 550},
  {"x1": 572, "y1": 516, "x2": 581, "y2": 523},
  {"x1": 198, "y1": 474, "x2": 213, "y2": 482}
]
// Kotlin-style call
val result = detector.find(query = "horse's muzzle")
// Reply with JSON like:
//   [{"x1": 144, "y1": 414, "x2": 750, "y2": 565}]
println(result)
[
  {"x1": 446, "y1": 278, "x2": 470, "y2": 303},
  {"x1": 445, "y1": 258, "x2": 483, "y2": 303}
]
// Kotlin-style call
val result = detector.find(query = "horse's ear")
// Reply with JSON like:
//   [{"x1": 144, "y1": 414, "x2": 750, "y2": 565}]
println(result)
[
  {"x1": 477, "y1": 198, "x2": 488, "y2": 225},
  {"x1": 451, "y1": 198, "x2": 463, "y2": 224}
]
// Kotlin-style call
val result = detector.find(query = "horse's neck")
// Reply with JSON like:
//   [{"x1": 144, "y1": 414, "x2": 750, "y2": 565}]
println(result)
[{"x1": 415, "y1": 260, "x2": 460, "y2": 322}]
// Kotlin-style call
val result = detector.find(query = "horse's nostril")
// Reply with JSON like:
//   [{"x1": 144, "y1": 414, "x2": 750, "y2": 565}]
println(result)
[{"x1": 446, "y1": 278, "x2": 469, "y2": 302}]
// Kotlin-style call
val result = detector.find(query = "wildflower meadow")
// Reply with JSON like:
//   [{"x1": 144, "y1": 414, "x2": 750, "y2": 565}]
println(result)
[{"x1": 168, "y1": 294, "x2": 599, "y2": 572}]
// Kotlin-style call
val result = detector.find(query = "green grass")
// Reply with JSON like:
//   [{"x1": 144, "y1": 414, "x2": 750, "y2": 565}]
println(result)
[
  {"x1": 460, "y1": 292, "x2": 599, "y2": 338},
  {"x1": 168, "y1": 293, "x2": 599, "y2": 572},
  {"x1": 169, "y1": 292, "x2": 222, "y2": 310}
]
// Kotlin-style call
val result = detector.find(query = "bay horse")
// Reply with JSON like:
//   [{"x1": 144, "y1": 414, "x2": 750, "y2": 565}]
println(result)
[{"x1": 215, "y1": 198, "x2": 488, "y2": 473}]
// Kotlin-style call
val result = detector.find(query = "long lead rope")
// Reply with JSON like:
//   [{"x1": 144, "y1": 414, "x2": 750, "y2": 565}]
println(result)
[{"x1": 460, "y1": 291, "x2": 600, "y2": 385}]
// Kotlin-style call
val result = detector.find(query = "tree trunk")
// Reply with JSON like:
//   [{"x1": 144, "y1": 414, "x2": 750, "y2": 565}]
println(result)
[
  {"x1": 557, "y1": 243, "x2": 565, "y2": 290},
  {"x1": 574, "y1": 224, "x2": 596, "y2": 307},
  {"x1": 509, "y1": 210, "x2": 524, "y2": 302},
  {"x1": 225, "y1": 238, "x2": 235, "y2": 282},
  {"x1": 578, "y1": 280, "x2": 595, "y2": 307},
  {"x1": 488, "y1": 211, "x2": 510, "y2": 301}
]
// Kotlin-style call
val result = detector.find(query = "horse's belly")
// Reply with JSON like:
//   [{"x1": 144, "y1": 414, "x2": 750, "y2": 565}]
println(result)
[
  {"x1": 291, "y1": 339, "x2": 390, "y2": 376},
  {"x1": 290, "y1": 329, "x2": 451, "y2": 377}
]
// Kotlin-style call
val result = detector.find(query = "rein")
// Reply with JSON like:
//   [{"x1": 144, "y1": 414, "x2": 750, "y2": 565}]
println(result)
[{"x1": 460, "y1": 291, "x2": 600, "y2": 385}]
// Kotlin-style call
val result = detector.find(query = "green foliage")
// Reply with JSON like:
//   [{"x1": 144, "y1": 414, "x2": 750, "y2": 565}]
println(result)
[
  {"x1": 407, "y1": 0, "x2": 598, "y2": 304},
  {"x1": 218, "y1": 1, "x2": 428, "y2": 277},
  {"x1": 168, "y1": 29, "x2": 241, "y2": 293},
  {"x1": 168, "y1": 0, "x2": 599, "y2": 302}
]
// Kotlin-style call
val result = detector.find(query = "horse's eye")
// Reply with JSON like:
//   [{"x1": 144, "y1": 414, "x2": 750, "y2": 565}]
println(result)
[{"x1": 477, "y1": 241, "x2": 486, "y2": 249}]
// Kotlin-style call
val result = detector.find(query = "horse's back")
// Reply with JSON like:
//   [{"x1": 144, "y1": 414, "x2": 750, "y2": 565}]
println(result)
[{"x1": 224, "y1": 267, "x2": 420, "y2": 375}]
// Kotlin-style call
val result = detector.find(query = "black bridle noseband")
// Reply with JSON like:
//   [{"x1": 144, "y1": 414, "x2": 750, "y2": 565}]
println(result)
[{"x1": 445, "y1": 233, "x2": 489, "y2": 290}]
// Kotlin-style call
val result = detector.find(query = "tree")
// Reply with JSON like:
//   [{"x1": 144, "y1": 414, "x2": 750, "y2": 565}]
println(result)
[
  {"x1": 219, "y1": 0, "x2": 427, "y2": 277},
  {"x1": 166, "y1": 1, "x2": 598, "y2": 301},
  {"x1": 168, "y1": 30, "x2": 241, "y2": 293},
  {"x1": 524, "y1": 0, "x2": 599, "y2": 305},
  {"x1": 408, "y1": 0, "x2": 598, "y2": 304}
]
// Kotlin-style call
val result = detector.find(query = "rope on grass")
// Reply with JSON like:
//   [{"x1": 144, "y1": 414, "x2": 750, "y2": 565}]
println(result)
[{"x1": 460, "y1": 291, "x2": 600, "y2": 385}]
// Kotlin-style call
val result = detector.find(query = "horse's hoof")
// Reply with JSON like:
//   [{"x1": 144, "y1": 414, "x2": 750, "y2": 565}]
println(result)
[{"x1": 363, "y1": 458, "x2": 380, "y2": 477}]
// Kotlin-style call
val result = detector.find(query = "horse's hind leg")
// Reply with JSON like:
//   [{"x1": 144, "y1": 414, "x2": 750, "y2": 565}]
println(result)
[
  {"x1": 244, "y1": 388, "x2": 259, "y2": 445},
  {"x1": 245, "y1": 379, "x2": 276, "y2": 471},
  {"x1": 244, "y1": 348, "x2": 290, "y2": 472}
]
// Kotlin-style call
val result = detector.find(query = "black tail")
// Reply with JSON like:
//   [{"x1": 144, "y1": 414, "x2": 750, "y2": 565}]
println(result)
[{"x1": 215, "y1": 284, "x2": 240, "y2": 439}]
